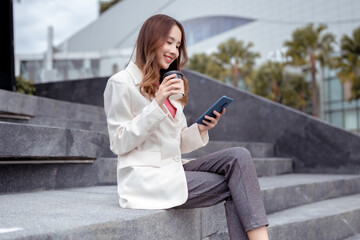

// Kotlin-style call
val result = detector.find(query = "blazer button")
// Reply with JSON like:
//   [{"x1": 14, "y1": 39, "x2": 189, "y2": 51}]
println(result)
[
  {"x1": 171, "y1": 132, "x2": 177, "y2": 138},
  {"x1": 174, "y1": 156, "x2": 180, "y2": 162}
]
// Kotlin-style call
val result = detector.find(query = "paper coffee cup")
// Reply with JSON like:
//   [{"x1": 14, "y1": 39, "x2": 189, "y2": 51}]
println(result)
[{"x1": 162, "y1": 70, "x2": 184, "y2": 100}]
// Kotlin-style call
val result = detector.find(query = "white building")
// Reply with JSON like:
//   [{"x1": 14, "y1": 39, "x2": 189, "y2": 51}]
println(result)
[
  {"x1": 15, "y1": 0, "x2": 360, "y2": 133},
  {"x1": 16, "y1": 0, "x2": 360, "y2": 82}
]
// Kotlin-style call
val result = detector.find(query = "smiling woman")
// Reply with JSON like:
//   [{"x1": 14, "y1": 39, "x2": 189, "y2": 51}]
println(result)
[
  {"x1": 135, "y1": 14, "x2": 189, "y2": 106},
  {"x1": 155, "y1": 25, "x2": 181, "y2": 69},
  {"x1": 103, "y1": 14, "x2": 270, "y2": 240}
]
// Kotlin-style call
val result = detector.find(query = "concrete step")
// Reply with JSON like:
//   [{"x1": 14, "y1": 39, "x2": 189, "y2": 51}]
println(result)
[
  {"x1": 1, "y1": 174, "x2": 359, "y2": 239},
  {"x1": 0, "y1": 158, "x2": 116, "y2": 193},
  {"x1": 210, "y1": 194, "x2": 360, "y2": 240},
  {"x1": 0, "y1": 121, "x2": 114, "y2": 160},
  {"x1": 344, "y1": 235, "x2": 360, "y2": 240},
  {"x1": 182, "y1": 141, "x2": 275, "y2": 158},
  {"x1": 1, "y1": 117, "x2": 107, "y2": 133},
  {"x1": 259, "y1": 174, "x2": 360, "y2": 214},
  {"x1": 0, "y1": 121, "x2": 115, "y2": 193},
  {"x1": 253, "y1": 157, "x2": 292, "y2": 177},
  {"x1": 0, "y1": 156, "x2": 290, "y2": 193},
  {"x1": 267, "y1": 194, "x2": 360, "y2": 240},
  {"x1": 0, "y1": 89, "x2": 106, "y2": 129}
]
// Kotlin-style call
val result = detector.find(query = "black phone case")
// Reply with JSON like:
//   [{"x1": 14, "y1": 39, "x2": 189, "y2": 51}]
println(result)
[{"x1": 196, "y1": 96, "x2": 233, "y2": 125}]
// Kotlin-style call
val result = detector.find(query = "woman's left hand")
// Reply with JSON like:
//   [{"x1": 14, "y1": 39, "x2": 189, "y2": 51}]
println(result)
[{"x1": 198, "y1": 108, "x2": 226, "y2": 133}]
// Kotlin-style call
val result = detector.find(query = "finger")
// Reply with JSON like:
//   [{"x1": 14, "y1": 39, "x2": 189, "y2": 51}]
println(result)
[
  {"x1": 213, "y1": 110, "x2": 221, "y2": 118},
  {"x1": 221, "y1": 108, "x2": 226, "y2": 115},
  {"x1": 161, "y1": 79, "x2": 181, "y2": 89},
  {"x1": 162, "y1": 79, "x2": 182, "y2": 89},
  {"x1": 160, "y1": 84, "x2": 183, "y2": 98},
  {"x1": 164, "y1": 84, "x2": 181, "y2": 93},
  {"x1": 161, "y1": 74, "x2": 176, "y2": 84},
  {"x1": 205, "y1": 115, "x2": 218, "y2": 124},
  {"x1": 170, "y1": 90, "x2": 182, "y2": 96},
  {"x1": 202, "y1": 119, "x2": 210, "y2": 126},
  {"x1": 202, "y1": 120, "x2": 215, "y2": 129},
  {"x1": 162, "y1": 75, "x2": 182, "y2": 86}
]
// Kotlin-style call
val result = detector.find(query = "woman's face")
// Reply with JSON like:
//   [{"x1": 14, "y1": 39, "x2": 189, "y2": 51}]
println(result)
[{"x1": 156, "y1": 24, "x2": 182, "y2": 70}]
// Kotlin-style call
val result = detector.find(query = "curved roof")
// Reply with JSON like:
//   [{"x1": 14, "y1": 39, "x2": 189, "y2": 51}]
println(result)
[{"x1": 57, "y1": 0, "x2": 360, "y2": 64}]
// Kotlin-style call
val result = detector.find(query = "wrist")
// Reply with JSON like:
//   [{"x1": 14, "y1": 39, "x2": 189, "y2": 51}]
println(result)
[
  {"x1": 197, "y1": 124, "x2": 204, "y2": 134},
  {"x1": 155, "y1": 95, "x2": 164, "y2": 106},
  {"x1": 155, "y1": 96, "x2": 168, "y2": 114}
]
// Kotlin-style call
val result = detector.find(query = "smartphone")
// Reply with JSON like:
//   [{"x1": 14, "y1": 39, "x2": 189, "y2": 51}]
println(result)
[{"x1": 196, "y1": 96, "x2": 234, "y2": 125}]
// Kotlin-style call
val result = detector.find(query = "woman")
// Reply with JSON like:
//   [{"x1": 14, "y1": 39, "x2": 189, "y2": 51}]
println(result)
[{"x1": 104, "y1": 14, "x2": 269, "y2": 240}]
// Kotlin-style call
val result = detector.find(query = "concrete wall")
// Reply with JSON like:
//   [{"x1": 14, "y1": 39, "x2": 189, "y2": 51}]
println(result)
[
  {"x1": 35, "y1": 77, "x2": 109, "y2": 107},
  {"x1": 183, "y1": 69, "x2": 360, "y2": 174},
  {"x1": 34, "y1": 70, "x2": 360, "y2": 174}
]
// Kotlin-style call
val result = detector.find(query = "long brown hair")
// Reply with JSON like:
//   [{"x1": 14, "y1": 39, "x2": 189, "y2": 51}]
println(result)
[{"x1": 135, "y1": 14, "x2": 189, "y2": 105}]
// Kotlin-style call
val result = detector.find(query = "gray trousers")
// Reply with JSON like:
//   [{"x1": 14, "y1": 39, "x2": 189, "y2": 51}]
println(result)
[{"x1": 174, "y1": 147, "x2": 269, "y2": 240}]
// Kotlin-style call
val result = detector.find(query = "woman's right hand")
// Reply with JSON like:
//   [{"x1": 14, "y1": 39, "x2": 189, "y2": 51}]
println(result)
[{"x1": 155, "y1": 74, "x2": 182, "y2": 106}]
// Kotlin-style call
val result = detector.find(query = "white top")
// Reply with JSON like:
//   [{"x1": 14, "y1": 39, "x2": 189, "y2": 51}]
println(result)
[{"x1": 103, "y1": 62, "x2": 209, "y2": 209}]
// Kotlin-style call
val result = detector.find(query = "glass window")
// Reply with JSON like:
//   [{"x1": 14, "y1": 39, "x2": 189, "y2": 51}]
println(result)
[
  {"x1": 330, "y1": 111, "x2": 343, "y2": 128},
  {"x1": 182, "y1": 16, "x2": 254, "y2": 46},
  {"x1": 323, "y1": 66, "x2": 330, "y2": 79},
  {"x1": 330, "y1": 102, "x2": 343, "y2": 111},
  {"x1": 324, "y1": 103, "x2": 330, "y2": 111},
  {"x1": 329, "y1": 79, "x2": 343, "y2": 101},
  {"x1": 324, "y1": 79, "x2": 330, "y2": 102},
  {"x1": 20, "y1": 60, "x2": 43, "y2": 83},
  {"x1": 343, "y1": 100, "x2": 356, "y2": 109},
  {"x1": 328, "y1": 68, "x2": 339, "y2": 78},
  {"x1": 344, "y1": 110, "x2": 358, "y2": 131},
  {"x1": 54, "y1": 60, "x2": 71, "y2": 80},
  {"x1": 325, "y1": 113, "x2": 331, "y2": 122}
]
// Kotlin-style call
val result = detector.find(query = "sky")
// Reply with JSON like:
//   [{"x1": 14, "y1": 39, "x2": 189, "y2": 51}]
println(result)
[{"x1": 13, "y1": 0, "x2": 99, "y2": 54}]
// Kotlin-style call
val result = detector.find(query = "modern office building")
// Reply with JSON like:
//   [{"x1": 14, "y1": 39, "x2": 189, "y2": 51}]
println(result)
[
  {"x1": 15, "y1": 0, "x2": 360, "y2": 133},
  {"x1": 323, "y1": 67, "x2": 360, "y2": 134}
]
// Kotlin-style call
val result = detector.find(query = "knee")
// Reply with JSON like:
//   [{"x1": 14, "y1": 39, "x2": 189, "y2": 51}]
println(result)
[
  {"x1": 226, "y1": 147, "x2": 252, "y2": 164},
  {"x1": 221, "y1": 147, "x2": 255, "y2": 176}
]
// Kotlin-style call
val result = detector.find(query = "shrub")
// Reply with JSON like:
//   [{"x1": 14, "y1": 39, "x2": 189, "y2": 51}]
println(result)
[{"x1": 16, "y1": 76, "x2": 36, "y2": 95}]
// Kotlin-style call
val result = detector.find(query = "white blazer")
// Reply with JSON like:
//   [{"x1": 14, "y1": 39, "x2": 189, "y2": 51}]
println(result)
[{"x1": 103, "y1": 62, "x2": 209, "y2": 209}]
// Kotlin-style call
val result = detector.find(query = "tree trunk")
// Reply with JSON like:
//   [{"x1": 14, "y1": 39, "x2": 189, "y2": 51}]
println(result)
[
  {"x1": 310, "y1": 52, "x2": 318, "y2": 117},
  {"x1": 299, "y1": 91, "x2": 304, "y2": 111},
  {"x1": 272, "y1": 80, "x2": 279, "y2": 102},
  {"x1": 232, "y1": 60, "x2": 240, "y2": 87}
]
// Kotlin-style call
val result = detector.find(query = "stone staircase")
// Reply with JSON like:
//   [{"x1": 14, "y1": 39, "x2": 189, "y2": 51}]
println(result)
[
  {"x1": 0, "y1": 120, "x2": 115, "y2": 193},
  {"x1": 0, "y1": 89, "x2": 107, "y2": 133},
  {"x1": 184, "y1": 141, "x2": 360, "y2": 239},
  {"x1": 0, "y1": 89, "x2": 114, "y2": 193},
  {"x1": 1, "y1": 139, "x2": 360, "y2": 239},
  {"x1": 1, "y1": 89, "x2": 360, "y2": 239}
]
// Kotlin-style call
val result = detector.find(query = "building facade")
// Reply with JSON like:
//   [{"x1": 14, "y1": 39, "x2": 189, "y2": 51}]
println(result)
[
  {"x1": 324, "y1": 68, "x2": 360, "y2": 134},
  {"x1": 15, "y1": 0, "x2": 360, "y2": 133}
]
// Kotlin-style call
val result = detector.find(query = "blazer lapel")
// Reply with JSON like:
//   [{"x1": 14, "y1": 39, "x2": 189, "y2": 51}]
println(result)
[{"x1": 126, "y1": 62, "x2": 143, "y2": 85}]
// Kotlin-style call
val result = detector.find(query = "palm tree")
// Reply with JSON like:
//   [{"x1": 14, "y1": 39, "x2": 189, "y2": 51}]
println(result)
[
  {"x1": 284, "y1": 23, "x2": 336, "y2": 117},
  {"x1": 188, "y1": 53, "x2": 212, "y2": 75},
  {"x1": 214, "y1": 38, "x2": 259, "y2": 89},
  {"x1": 188, "y1": 53, "x2": 225, "y2": 81},
  {"x1": 336, "y1": 26, "x2": 360, "y2": 101},
  {"x1": 251, "y1": 61, "x2": 283, "y2": 102},
  {"x1": 251, "y1": 61, "x2": 311, "y2": 111}
]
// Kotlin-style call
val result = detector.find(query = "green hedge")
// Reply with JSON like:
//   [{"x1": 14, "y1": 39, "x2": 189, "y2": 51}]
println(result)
[{"x1": 16, "y1": 76, "x2": 36, "y2": 95}]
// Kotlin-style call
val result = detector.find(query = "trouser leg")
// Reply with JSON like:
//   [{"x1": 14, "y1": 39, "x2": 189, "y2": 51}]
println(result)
[
  {"x1": 225, "y1": 198, "x2": 249, "y2": 240},
  {"x1": 176, "y1": 147, "x2": 269, "y2": 237},
  {"x1": 173, "y1": 170, "x2": 248, "y2": 239}
]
